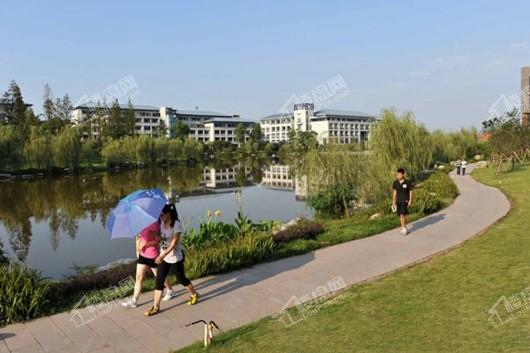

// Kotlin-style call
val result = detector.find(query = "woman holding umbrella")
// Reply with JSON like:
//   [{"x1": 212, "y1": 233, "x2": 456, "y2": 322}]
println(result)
[
  {"x1": 107, "y1": 188, "x2": 176, "y2": 308},
  {"x1": 120, "y1": 221, "x2": 173, "y2": 308},
  {"x1": 145, "y1": 203, "x2": 199, "y2": 316}
]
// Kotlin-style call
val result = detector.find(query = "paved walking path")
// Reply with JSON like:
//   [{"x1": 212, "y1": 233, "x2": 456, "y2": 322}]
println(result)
[{"x1": 0, "y1": 166, "x2": 510, "y2": 353}]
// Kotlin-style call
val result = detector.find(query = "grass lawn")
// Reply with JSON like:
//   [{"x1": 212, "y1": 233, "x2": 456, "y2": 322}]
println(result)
[{"x1": 176, "y1": 165, "x2": 530, "y2": 353}]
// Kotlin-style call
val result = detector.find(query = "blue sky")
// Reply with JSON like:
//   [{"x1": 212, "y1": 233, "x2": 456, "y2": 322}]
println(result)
[{"x1": 1, "y1": 0, "x2": 529, "y2": 130}]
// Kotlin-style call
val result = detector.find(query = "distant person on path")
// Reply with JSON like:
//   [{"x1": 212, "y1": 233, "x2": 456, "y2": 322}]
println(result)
[
  {"x1": 392, "y1": 168, "x2": 413, "y2": 235},
  {"x1": 456, "y1": 159, "x2": 462, "y2": 175},
  {"x1": 121, "y1": 222, "x2": 173, "y2": 308},
  {"x1": 145, "y1": 203, "x2": 199, "y2": 316},
  {"x1": 461, "y1": 159, "x2": 468, "y2": 175}
]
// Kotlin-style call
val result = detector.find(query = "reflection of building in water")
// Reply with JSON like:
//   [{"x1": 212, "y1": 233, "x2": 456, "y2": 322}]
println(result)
[
  {"x1": 261, "y1": 165, "x2": 308, "y2": 200},
  {"x1": 261, "y1": 165, "x2": 293, "y2": 190},
  {"x1": 166, "y1": 166, "x2": 252, "y2": 200},
  {"x1": 203, "y1": 167, "x2": 251, "y2": 189}
]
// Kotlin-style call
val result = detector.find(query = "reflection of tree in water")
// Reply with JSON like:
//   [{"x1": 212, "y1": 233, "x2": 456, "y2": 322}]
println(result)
[
  {"x1": 0, "y1": 162, "x2": 275, "y2": 261},
  {"x1": 0, "y1": 165, "x2": 206, "y2": 261}
]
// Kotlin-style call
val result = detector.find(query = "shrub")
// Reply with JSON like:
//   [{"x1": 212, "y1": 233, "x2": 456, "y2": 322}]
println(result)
[
  {"x1": 272, "y1": 220, "x2": 325, "y2": 243},
  {"x1": 410, "y1": 171, "x2": 456, "y2": 214},
  {"x1": 307, "y1": 188, "x2": 356, "y2": 218},
  {"x1": 185, "y1": 232, "x2": 276, "y2": 278},
  {"x1": 419, "y1": 171, "x2": 458, "y2": 199},
  {"x1": 0, "y1": 262, "x2": 53, "y2": 325},
  {"x1": 411, "y1": 188, "x2": 444, "y2": 214}
]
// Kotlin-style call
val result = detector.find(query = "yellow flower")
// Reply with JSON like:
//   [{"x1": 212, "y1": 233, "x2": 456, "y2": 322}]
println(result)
[
  {"x1": 207, "y1": 210, "x2": 212, "y2": 217},
  {"x1": 214, "y1": 210, "x2": 222, "y2": 217}
]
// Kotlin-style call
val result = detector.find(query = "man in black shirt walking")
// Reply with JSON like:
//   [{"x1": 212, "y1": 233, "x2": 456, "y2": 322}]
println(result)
[{"x1": 392, "y1": 168, "x2": 413, "y2": 235}]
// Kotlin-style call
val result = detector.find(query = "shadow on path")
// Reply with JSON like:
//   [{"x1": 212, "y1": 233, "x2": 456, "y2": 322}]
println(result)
[
  {"x1": 162, "y1": 252, "x2": 315, "y2": 310},
  {"x1": 409, "y1": 213, "x2": 446, "y2": 233}
]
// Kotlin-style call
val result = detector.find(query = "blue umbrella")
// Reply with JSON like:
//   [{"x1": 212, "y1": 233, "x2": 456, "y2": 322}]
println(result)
[{"x1": 106, "y1": 188, "x2": 167, "y2": 239}]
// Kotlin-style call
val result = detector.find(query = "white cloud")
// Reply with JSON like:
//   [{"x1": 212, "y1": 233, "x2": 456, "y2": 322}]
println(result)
[{"x1": 510, "y1": 41, "x2": 528, "y2": 48}]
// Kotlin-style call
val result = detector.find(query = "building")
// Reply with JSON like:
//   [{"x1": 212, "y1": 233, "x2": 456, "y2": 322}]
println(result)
[
  {"x1": 71, "y1": 103, "x2": 162, "y2": 137},
  {"x1": 260, "y1": 103, "x2": 376, "y2": 144},
  {"x1": 259, "y1": 113, "x2": 294, "y2": 143},
  {"x1": 310, "y1": 109, "x2": 374, "y2": 144},
  {"x1": 521, "y1": 66, "x2": 530, "y2": 125},
  {"x1": 73, "y1": 104, "x2": 256, "y2": 143},
  {"x1": 203, "y1": 117, "x2": 254, "y2": 143},
  {"x1": 159, "y1": 108, "x2": 240, "y2": 142}
]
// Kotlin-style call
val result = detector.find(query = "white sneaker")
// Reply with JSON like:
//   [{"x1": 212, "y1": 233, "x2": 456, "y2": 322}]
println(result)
[
  {"x1": 400, "y1": 227, "x2": 408, "y2": 236},
  {"x1": 121, "y1": 297, "x2": 137, "y2": 308},
  {"x1": 162, "y1": 289, "x2": 178, "y2": 302}
]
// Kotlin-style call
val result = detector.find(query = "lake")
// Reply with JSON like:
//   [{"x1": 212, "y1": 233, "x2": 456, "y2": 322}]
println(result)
[{"x1": 0, "y1": 162, "x2": 312, "y2": 278}]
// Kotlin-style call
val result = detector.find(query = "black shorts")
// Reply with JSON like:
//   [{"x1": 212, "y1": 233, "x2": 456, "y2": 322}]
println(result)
[
  {"x1": 137, "y1": 254, "x2": 157, "y2": 268},
  {"x1": 155, "y1": 254, "x2": 191, "y2": 290},
  {"x1": 396, "y1": 202, "x2": 409, "y2": 216}
]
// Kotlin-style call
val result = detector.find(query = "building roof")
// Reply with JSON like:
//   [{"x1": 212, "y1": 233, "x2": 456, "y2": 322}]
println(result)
[
  {"x1": 260, "y1": 113, "x2": 294, "y2": 121},
  {"x1": 203, "y1": 117, "x2": 255, "y2": 124},
  {"x1": 74, "y1": 102, "x2": 159, "y2": 111},
  {"x1": 313, "y1": 109, "x2": 376, "y2": 119},
  {"x1": 173, "y1": 109, "x2": 235, "y2": 117}
]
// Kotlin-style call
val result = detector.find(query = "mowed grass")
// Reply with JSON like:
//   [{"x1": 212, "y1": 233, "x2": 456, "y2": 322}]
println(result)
[{"x1": 176, "y1": 165, "x2": 530, "y2": 353}]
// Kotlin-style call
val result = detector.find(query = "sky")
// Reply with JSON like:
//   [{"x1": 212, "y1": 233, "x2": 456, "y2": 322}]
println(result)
[{"x1": 1, "y1": 0, "x2": 529, "y2": 130}]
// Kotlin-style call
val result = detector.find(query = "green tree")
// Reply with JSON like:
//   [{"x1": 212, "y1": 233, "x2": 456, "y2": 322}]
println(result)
[
  {"x1": 24, "y1": 126, "x2": 52, "y2": 170},
  {"x1": 52, "y1": 127, "x2": 82, "y2": 169},
  {"x1": 124, "y1": 99, "x2": 136, "y2": 136},
  {"x1": 108, "y1": 99, "x2": 122, "y2": 139},
  {"x1": 171, "y1": 121, "x2": 190, "y2": 139},
  {"x1": 42, "y1": 84, "x2": 55, "y2": 121},
  {"x1": 235, "y1": 123, "x2": 247, "y2": 145},
  {"x1": 8, "y1": 80, "x2": 27, "y2": 127},
  {"x1": 0, "y1": 125, "x2": 24, "y2": 171},
  {"x1": 250, "y1": 123, "x2": 262, "y2": 143}
]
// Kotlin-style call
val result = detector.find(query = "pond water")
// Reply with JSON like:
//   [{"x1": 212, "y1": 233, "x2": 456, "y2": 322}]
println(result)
[{"x1": 0, "y1": 162, "x2": 312, "y2": 278}]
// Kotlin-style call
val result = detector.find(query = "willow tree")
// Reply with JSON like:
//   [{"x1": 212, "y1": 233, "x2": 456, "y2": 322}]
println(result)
[
  {"x1": 52, "y1": 126, "x2": 82, "y2": 169},
  {"x1": 369, "y1": 109, "x2": 432, "y2": 177},
  {"x1": 302, "y1": 144, "x2": 365, "y2": 217},
  {"x1": 24, "y1": 126, "x2": 52, "y2": 170}
]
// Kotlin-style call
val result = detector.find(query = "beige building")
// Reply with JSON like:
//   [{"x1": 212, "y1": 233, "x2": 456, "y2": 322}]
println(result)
[
  {"x1": 260, "y1": 103, "x2": 376, "y2": 144},
  {"x1": 522, "y1": 66, "x2": 530, "y2": 125},
  {"x1": 260, "y1": 113, "x2": 294, "y2": 143},
  {"x1": 71, "y1": 103, "x2": 162, "y2": 137}
]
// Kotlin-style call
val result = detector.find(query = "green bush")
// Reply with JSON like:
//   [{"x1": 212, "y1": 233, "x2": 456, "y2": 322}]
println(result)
[
  {"x1": 307, "y1": 187, "x2": 356, "y2": 218},
  {"x1": 411, "y1": 171, "x2": 456, "y2": 214},
  {"x1": 419, "y1": 171, "x2": 458, "y2": 199},
  {"x1": 272, "y1": 220, "x2": 325, "y2": 243},
  {"x1": 185, "y1": 232, "x2": 276, "y2": 278},
  {"x1": 0, "y1": 262, "x2": 53, "y2": 325}
]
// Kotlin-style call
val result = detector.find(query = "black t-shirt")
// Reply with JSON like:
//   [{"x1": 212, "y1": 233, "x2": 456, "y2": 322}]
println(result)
[{"x1": 393, "y1": 179, "x2": 412, "y2": 203}]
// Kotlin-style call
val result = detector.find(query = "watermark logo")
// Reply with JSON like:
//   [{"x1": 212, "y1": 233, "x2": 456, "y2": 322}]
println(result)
[
  {"x1": 487, "y1": 286, "x2": 530, "y2": 328},
  {"x1": 75, "y1": 74, "x2": 142, "y2": 107},
  {"x1": 278, "y1": 74, "x2": 351, "y2": 117},
  {"x1": 275, "y1": 276, "x2": 348, "y2": 328},
  {"x1": 69, "y1": 276, "x2": 134, "y2": 328},
  {"x1": 487, "y1": 86, "x2": 530, "y2": 120}
]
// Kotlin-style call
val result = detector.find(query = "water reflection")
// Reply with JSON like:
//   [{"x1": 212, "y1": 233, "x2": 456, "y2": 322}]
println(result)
[
  {"x1": 0, "y1": 161, "x2": 311, "y2": 277},
  {"x1": 260, "y1": 164, "x2": 308, "y2": 200}
]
